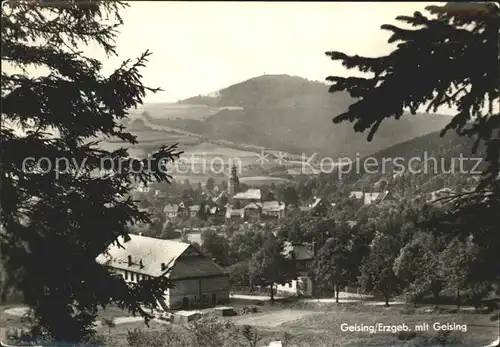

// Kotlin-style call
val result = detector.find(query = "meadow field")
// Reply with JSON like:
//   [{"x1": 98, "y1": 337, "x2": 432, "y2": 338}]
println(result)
[
  {"x1": 239, "y1": 176, "x2": 292, "y2": 186},
  {"x1": 92, "y1": 105, "x2": 315, "y2": 185},
  {"x1": 128, "y1": 103, "x2": 224, "y2": 120},
  {"x1": 2, "y1": 299, "x2": 496, "y2": 347}
]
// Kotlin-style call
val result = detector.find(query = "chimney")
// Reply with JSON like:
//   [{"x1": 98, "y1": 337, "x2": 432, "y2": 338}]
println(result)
[
  {"x1": 161, "y1": 263, "x2": 166, "y2": 271},
  {"x1": 139, "y1": 259, "x2": 144, "y2": 268},
  {"x1": 128, "y1": 255, "x2": 132, "y2": 266}
]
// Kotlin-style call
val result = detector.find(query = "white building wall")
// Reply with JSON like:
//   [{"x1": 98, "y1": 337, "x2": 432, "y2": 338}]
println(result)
[
  {"x1": 108, "y1": 267, "x2": 229, "y2": 309},
  {"x1": 276, "y1": 276, "x2": 313, "y2": 296}
]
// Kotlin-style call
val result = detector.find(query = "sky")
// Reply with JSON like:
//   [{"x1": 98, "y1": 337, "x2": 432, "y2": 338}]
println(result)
[{"x1": 91, "y1": 1, "x2": 443, "y2": 104}]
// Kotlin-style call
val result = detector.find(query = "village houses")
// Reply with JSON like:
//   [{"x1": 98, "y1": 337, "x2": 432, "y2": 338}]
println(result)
[
  {"x1": 162, "y1": 166, "x2": 290, "y2": 223},
  {"x1": 349, "y1": 190, "x2": 396, "y2": 205}
]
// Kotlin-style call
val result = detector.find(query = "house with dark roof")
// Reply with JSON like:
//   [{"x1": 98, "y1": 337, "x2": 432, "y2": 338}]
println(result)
[
  {"x1": 298, "y1": 197, "x2": 334, "y2": 216},
  {"x1": 426, "y1": 187, "x2": 457, "y2": 205},
  {"x1": 364, "y1": 192, "x2": 381, "y2": 205},
  {"x1": 189, "y1": 205, "x2": 201, "y2": 218},
  {"x1": 225, "y1": 206, "x2": 244, "y2": 221},
  {"x1": 243, "y1": 202, "x2": 262, "y2": 221},
  {"x1": 96, "y1": 235, "x2": 230, "y2": 310},
  {"x1": 177, "y1": 201, "x2": 190, "y2": 218},
  {"x1": 349, "y1": 191, "x2": 363, "y2": 200},
  {"x1": 262, "y1": 201, "x2": 286, "y2": 219},
  {"x1": 349, "y1": 190, "x2": 396, "y2": 206},
  {"x1": 374, "y1": 190, "x2": 396, "y2": 205},
  {"x1": 163, "y1": 204, "x2": 180, "y2": 219},
  {"x1": 207, "y1": 205, "x2": 220, "y2": 215},
  {"x1": 275, "y1": 241, "x2": 316, "y2": 297}
]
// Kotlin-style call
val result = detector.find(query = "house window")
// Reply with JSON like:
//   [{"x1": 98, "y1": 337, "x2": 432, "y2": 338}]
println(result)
[
  {"x1": 288, "y1": 282, "x2": 292, "y2": 288},
  {"x1": 125, "y1": 271, "x2": 129, "y2": 280},
  {"x1": 130, "y1": 273, "x2": 135, "y2": 282},
  {"x1": 137, "y1": 274, "x2": 141, "y2": 281},
  {"x1": 303, "y1": 278, "x2": 308, "y2": 292}
]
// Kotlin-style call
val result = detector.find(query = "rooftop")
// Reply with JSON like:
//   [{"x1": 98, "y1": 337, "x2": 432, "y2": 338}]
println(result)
[
  {"x1": 283, "y1": 241, "x2": 315, "y2": 260},
  {"x1": 163, "y1": 204, "x2": 179, "y2": 213},
  {"x1": 96, "y1": 234, "x2": 190, "y2": 277},
  {"x1": 244, "y1": 202, "x2": 262, "y2": 210},
  {"x1": 233, "y1": 189, "x2": 261, "y2": 201},
  {"x1": 349, "y1": 191, "x2": 364, "y2": 199},
  {"x1": 262, "y1": 200, "x2": 286, "y2": 211}
]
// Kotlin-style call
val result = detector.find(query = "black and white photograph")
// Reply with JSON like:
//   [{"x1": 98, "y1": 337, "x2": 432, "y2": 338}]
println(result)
[{"x1": 1, "y1": 1, "x2": 499, "y2": 346}]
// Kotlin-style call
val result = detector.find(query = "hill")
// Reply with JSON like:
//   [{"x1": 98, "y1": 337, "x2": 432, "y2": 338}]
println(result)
[
  {"x1": 316, "y1": 129, "x2": 487, "y2": 198},
  {"x1": 362, "y1": 129, "x2": 486, "y2": 179},
  {"x1": 169, "y1": 74, "x2": 452, "y2": 157}
]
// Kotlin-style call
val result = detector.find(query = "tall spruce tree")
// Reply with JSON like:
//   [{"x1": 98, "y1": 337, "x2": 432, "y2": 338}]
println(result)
[
  {"x1": 325, "y1": 2, "x2": 500, "y2": 285},
  {"x1": 1, "y1": 1, "x2": 180, "y2": 342}
]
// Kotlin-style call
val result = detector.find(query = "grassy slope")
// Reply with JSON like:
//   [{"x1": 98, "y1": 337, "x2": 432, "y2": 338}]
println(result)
[{"x1": 2, "y1": 300, "x2": 496, "y2": 346}]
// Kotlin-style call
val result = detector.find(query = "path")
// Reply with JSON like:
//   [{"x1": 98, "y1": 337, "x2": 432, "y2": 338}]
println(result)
[
  {"x1": 231, "y1": 309, "x2": 317, "y2": 328},
  {"x1": 229, "y1": 293, "x2": 476, "y2": 310},
  {"x1": 230, "y1": 291, "x2": 370, "y2": 302},
  {"x1": 0, "y1": 307, "x2": 169, "y2": 327}
]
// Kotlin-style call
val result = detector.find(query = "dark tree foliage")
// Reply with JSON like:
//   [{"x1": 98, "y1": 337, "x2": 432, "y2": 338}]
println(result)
[
  {"x1": 326, "y1": 2, "x2": 498, "y2": 185},
  {"x1": 249, "y1": 235, "x2": 296, "y2": 302},
  {"x1": 311, "y1": 232, "x2": 350, "y2": 302},
  {"x1": 1, "y1": 1, "x2": 181, "y2": 342},
  {"x1": 325, "y1": 2, "x2": 499, "y2": 284}
]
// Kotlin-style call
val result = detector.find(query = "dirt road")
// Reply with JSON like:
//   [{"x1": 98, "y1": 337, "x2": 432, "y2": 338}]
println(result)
[{"x1": 231, "y1": 309, "x2": 317, "y2": 328}]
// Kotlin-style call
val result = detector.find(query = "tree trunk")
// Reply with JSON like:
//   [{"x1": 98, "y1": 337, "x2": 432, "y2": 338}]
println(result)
[
  {"x1": 270, "y1": 284, "x2": 274, "y2": 303},
  {"x1": 414, "y1": 294, "x2": 418, "y2": 308},
  {"x1": 0, "y1": 280, "x2": 9, "y2": 303},
  {"x1": 335, "y1": 284, "x2": 339, "y2": 304},
  {"x1": 384, "y1": 294, "x2": 390, "y2": 307},
  {"x1": 433, "y1": 290, "x2": 440, "y2": 309},
  {"x1": 456, "y1": 288, "x2": 460, "y2": 310}
]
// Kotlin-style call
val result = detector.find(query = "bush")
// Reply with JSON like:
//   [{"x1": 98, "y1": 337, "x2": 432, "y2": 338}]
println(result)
[
  {"x1": 491, "y1": 312, "x2": 500, "y2": 321},
  {"x1": 240, "y1": 305, "x2": 260, "y2": 314},
  {"x1": 184, "y1": 315, "x2": 238, "y2": 347},
  {"x1": 465, "y1": 282, "x2": 492, "y2": 309},
  {"x1": 240, "y1": 325, "x2": 263, "y2": 347},
  {"x1": 124, "y1": 316, "x2": 277, "y2": 347},
  {"x1": 427, "y1": 330, "x2": 464, "y2": 346},
  {"x1": 126, "y1": 327, "x2": 189, "y2": 347},
  {"x1": 85, "y1": 333, "x2": 107, "y2": 346},
  {"x1": 400, "y1": 306, "x2": 417, "y2": 315},
  {"x1": 397, "y1": 330, "x2": 417, "y2": 341}
]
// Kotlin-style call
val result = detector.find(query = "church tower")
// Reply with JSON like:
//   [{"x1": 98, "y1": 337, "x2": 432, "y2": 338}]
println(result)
[{"x1": 228, "y1": 165, "x2": 239, "y2": 196}]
